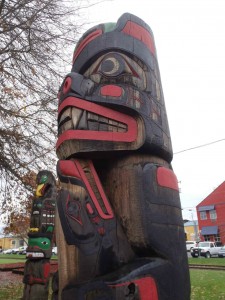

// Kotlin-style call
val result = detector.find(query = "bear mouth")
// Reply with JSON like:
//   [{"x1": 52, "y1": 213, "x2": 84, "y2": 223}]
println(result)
[{"x1": 58, "y1": 106, "x2": 127, "y2": 135}]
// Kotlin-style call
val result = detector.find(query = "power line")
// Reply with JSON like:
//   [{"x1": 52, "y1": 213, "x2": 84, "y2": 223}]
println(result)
[{"x1": 174, "y1": 138, "x2": 225, "y2": 155}]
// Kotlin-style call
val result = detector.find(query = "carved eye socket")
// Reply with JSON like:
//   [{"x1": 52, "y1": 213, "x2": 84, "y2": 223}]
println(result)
[
  {"x1": 42, "y1": 241, "x2": 48, "y2": 245},
  {"x1": 84, "y1": 52, "x2": 147, "y2": 91},
  {"x1": 99, "y1": 54, "x2": 126, "y2": 77}
]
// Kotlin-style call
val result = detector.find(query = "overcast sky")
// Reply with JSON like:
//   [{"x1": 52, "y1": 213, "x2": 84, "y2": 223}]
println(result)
[{"x1": 84, "y1": 0, "x2": 225, "y2": 220}]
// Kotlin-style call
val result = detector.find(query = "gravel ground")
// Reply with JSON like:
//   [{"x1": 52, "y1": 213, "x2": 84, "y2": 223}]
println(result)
[
  {"x1": 0, "y1": 270, "x2": 23, "y2": 286},
  {"x1": 0, "y1": 262, "x2": 58, "y2": 286},
  {"x1": 0, "y1": 263, "x2": 24, "y2": 286}
]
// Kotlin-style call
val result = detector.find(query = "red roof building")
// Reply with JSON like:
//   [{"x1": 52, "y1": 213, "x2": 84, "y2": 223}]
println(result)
[{"x1": 196, "y1": 181, "x2": 225, "y2": 244}]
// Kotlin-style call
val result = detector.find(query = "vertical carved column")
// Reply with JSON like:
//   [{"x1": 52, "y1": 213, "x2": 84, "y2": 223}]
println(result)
[
  {"x1": 23, "y1": 171, "x2": 56, "y2": 300},
  {"x1": 55, "y1": 13, "x2": 190, "y2": 300}
]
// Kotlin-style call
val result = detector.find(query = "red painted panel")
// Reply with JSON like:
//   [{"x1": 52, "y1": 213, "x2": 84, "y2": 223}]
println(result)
[
  {"x1": 74, "y1": 160, "x2": 114, "y2": 219},
  {"x1": 43, "y1": 262, "x2": 50, "y2": 279},
  {"x1": 58, "y1": 160, "x2": 114, "y2": 220},
  {"x1": 58, "y1": 160, "x2": 81, "y2": 179},
  {"x1": 100, "y1": 85, "x2": 123, "y2": 97},
  {"x1": 57, "y1": 129, "x2": 137, "y2": 148},
  {"x1": 86, "y1": 203, "x2": 94, "y2": 215},
  {"x1": 157, "y1": 167, "x2": 179, "y2": 191},
  {"x1": 72, "y1": 29, "x2": 103, "y2": 63},
  {"x1": 122, "y1": 21, "x2": 155, "y2": 55},
  {"x1": 56, "y1": 97, "x2": 137, "y2": 149},
  {"x1": 109, "y1": 277, "x2": 158, "y2": 300}
]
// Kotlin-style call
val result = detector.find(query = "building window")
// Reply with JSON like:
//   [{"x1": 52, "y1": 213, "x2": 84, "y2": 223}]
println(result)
[
  {"x1": 215, "y1": 234, "x2": 220, "y2": 242},
  {"x1": 210, "y1": 210, "x2": 217, "y2": 220},
  {"x1": 19, "y1": 240, "x2": 24, "y2": 246},
  {"x1": 11, "y1": 240, "x2": 16, "y2": 246},
  {"x1": 204, "y1": 235, "x2": 210, "y2": 241},
  {"x1": 200, "y1": 211, "x2": 207, "y2": 220}
]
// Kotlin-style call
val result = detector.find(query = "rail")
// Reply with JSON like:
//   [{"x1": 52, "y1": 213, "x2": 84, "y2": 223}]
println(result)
[{"x1": 189, "y1": 264, "x2": 225, "y2": 271}]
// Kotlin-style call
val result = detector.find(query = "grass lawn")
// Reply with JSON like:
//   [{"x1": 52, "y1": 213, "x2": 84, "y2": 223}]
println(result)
[
  {"x1": 0, "y1": 253, "x2": 57, "y2": 264},
  {"x1": 189, "y1": 257, "x2": 225, "y2": 266},
  {"x1": 0, "y1": 282, "x2": 52, "y2": 300},
  {"x1": 0, "y1": 254, "x2": 26, "y2": 264},
  {"x1": 0, "y1": 254, "x2": 24, "y2": 258},
  {"x1": 0, "y1": 259, "x2": 25, "y2": 264},
  {"x1": 189, "y1": 257, "x2": 225, "y2": 299},
  {"x1": 190, "y1": 269, "x2": 225, "y2": 300},
  {"x1": 0, "y1": 284, "x2": 24, "y2": 300}
]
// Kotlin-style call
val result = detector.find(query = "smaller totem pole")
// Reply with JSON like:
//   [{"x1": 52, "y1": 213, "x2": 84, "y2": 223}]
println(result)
[{"x1": 23, "y1": 171, "x2": 57, "y2": 300}]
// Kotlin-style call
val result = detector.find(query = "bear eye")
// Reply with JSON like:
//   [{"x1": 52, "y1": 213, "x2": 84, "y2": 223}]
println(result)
[
  {"x1": 85, "y1": 53, "x2": 136, "y2": 81},
  {"x1": 84, "y1": 52, "x2": 147, "y2": 91},
  {"x1": 99, "y1": 54, "x2": 127, "y2": 77}
]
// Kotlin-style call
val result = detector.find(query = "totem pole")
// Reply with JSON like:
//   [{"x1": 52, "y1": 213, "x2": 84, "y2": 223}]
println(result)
[
  {"x1": 23, "y1": 171, "x2": 57, "y2": 300},
  {"x1": 55, "y1": 13, "x2": 190, "y2": 299}
]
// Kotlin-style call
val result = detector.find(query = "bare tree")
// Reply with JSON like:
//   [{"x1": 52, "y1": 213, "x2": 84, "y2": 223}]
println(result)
[{"x1": 0, "y1": 0, "x2": 104, "y2": 221}]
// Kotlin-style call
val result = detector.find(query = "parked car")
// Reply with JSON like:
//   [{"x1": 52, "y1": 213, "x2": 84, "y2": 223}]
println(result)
[
  {"x1": 18, "y1": 246, "x2": 27, "y2": 255},
  {"x1": 52, "y1": 246, "x2": 57, "y2": 256},
  {"x1": 12, "y1": 248, "x2": 20, "y2": 254},
  {"x1": 186, "y1": 241, "x2": 198, "y2": 251},
  {"x1": 3, "y1": 248, "x2": 13, "y2": 254},
  {"x1": 191, "y1": 241, "x2": 222, "y2": 258},
  {"x1": 218, "y1": 246, "x2": 225, "y2": 258}
]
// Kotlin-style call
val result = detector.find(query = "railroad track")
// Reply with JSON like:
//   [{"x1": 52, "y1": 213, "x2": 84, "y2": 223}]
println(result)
[{"x1": 189, "y1": 264, "x2": 225, "y2": 271}]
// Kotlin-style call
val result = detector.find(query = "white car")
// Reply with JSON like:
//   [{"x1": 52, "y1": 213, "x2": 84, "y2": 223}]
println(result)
[
  {"x1": 18, "y1": 246, "x2": 27, "y2": 254},
  {"x1": 191, "y1": 241, "x2": 222, "y2": 258},
  {"x1": 3, "y1": 248, "x2": 13, "y2": 254},
  {"x1": 12, "y1": 248, "x2": 20, "y2": 254},
  {"x1": 218, "y1": 246, "x2": 225, "y2": 258},
  {"x1": 186, "y1": 241, "x2": 197, "y2": 251}
]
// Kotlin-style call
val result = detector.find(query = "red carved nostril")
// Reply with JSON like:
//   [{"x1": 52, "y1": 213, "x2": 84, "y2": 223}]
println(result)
[
  {"x1": 100, "y1": 85, "x2": 122, "y2": 97},
  {"x1": 63, "y1": 77, "x2": 72, "y2": 94}
]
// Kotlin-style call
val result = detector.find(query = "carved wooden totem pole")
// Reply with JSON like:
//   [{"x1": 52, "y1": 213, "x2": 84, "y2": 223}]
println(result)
[
  {"x1": 23, "y1": 171, "x2": 57, "y2": 300},
  {"x1": 55, "y1": 13, "x2": 190, "y2": 300}
]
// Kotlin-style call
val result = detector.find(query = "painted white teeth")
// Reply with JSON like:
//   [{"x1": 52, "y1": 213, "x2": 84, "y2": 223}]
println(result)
[
  {"x1": 62, "y1": 120, "x2": 73, "y2": 131},
  {"x1": 108, "y1": 119, "x2": 117, "y2": 132},
  {"x1": 87, "y1": 112, "x2": 99, "y2": 121},
  {"x1": 60, "y1": 107, "x2": 127, "y2": 133},
  {"x1": 109, "y1": 120, "x2": 118, "y2": 126},
  {"x1": 60, "y1": 108, "x2": 71, "y2": 123},
  {"x1": 118, "y1": 123, "x2": 126, "y2": 129},
  {"x1": 71, "y1": 107, "x2": 83, "y2": 129},
  {"x1": 99, "y1": 116, "x2": 109, "y2": 124},
  {"x1": 109, "y1": 120, "x2": 126, "y2": 132},
  {"x1": 60, "y1": 108, "x2": 73, "y2": 131}
]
